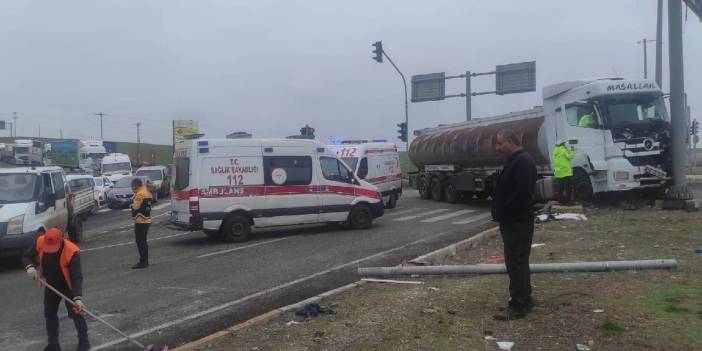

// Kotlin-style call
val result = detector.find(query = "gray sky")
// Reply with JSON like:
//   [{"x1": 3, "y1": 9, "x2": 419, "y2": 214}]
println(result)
[{"x1": 1, "y1": 0, "x2": 700, "y2": 147}]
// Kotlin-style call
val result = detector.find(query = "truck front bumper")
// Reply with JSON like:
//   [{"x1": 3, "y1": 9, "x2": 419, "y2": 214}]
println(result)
[{"x1": 0, "y1": 231, "x2": 38, "y2": 258}]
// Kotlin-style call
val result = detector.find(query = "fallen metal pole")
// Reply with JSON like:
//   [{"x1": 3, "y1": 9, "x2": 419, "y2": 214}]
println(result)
[{"x1": 358, "y1": 259, "x2": 676, "y2": 277}]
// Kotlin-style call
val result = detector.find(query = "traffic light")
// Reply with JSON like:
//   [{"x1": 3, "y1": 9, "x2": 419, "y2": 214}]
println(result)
[
  {"x1": 397, "y1": 122, "x2": 407, "y2": 142},
  {"x1": 691, "y1": 119, "x2": 699, "y2": 136},
  {"x1": 372, "y1": 41, "x2": 383, "y2": 63},
  {"x1": 300, "y1": 125, "x2": 315, "y2": 139}
]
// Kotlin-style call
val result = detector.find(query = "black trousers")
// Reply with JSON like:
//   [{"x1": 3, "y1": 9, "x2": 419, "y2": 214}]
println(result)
[
  {"x1": 499, "y1": 220, "x2": 534, "y2": 311},
  {"x1": 134, "y1": 223, "x2": 151, "y2": 264},
  {"x1": 44, "y1": 287, "x2": 88, "y2": 346},
  {"x1": 556, "y1": 176, "x2": 574, "y2": 204}
]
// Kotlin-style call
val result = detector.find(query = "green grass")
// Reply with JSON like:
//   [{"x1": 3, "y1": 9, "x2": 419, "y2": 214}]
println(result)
[{"x1": 601, "y1": 319, "x2": 626, "y2": 336}]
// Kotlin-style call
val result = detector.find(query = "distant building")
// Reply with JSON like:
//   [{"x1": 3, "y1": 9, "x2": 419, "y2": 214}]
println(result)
[{"x1": 226, "y1": 132, "x2": 252, "y2": 139}]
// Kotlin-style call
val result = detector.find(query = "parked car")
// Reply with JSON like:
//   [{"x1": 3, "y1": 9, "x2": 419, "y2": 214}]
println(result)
[
  {"x1": 106, "y1": 176, "x2": 157, "y2": 209},
  {"x1": 93, "y1": 176, "x2": 113, "y2": 207},
  {"x1": 66, "y1": 175, "x2": 98, "y2": 215},
  {"x1": 135, "y1": 165, "x2": 170, "y2": 197}
]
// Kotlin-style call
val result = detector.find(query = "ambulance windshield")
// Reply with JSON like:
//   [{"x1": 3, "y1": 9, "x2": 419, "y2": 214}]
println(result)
[{"x1": 341, "y1": 157, "x2": 358, "y2": 171}]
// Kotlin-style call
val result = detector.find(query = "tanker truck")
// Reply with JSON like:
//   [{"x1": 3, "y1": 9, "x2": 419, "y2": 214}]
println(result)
[{"x1": 408, "y1": 77, "x2": 671, "y2": 202}]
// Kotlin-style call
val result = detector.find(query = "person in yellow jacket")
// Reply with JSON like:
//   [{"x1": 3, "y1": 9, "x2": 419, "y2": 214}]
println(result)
[
  {"x1": 552, "y1": 139, "x2": 577, "y2": 204},
  {"x1": 578, "y1": 113, "x2": 595, "y2": 128},
  {"x1": 131, "y1": 177, "x2": 153, "y2": 269}
]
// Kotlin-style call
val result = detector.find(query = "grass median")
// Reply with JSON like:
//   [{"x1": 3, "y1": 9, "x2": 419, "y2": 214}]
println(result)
[{"x1": 191, "y1": 207, "x2": 702, "y2": 351}]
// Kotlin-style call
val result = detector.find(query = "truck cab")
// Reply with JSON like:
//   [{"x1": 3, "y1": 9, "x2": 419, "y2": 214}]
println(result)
[{"x1": 543, "y1": 78, "x2": 670, "y2": 195}]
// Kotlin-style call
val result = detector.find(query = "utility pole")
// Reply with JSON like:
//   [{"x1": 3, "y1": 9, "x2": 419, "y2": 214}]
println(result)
[
  {"x1": 637, "y1": 38, "x2": 655, "y2": 79},
  {"x1": 655, "y1": 0, "x2": 663, "y2": 88},
  {"x1": 668, "y1": 0, "x2": 691, "y2": 199},
  {"x1": 94, "y1": 112, "x2": 105, "y2": 140},
  {"x1": 136, "y1": 122, "x2": 141, "y2": 165},
  {"x1": 12, "y1": 112, "x2": 17, "y2": 138}
]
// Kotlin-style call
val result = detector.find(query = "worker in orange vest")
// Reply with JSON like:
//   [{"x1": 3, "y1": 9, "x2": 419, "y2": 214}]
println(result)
[{"x1": 23, "y1": 228, "x2": 89, "y2": 351}]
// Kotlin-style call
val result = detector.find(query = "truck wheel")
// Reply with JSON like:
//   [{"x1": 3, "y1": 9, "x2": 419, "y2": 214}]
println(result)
[
  {"x1": 348, "y1": 204, "x2": 373, "y2": 229},
  {"x1": 419, "y1": 177, "x2": 432, "y2": 200},
  {"x1": 444, "y1": 184, "x2": 459, "y2": 204},
  {"x1": 67, "y1": 218, "x2": 84, "y2": 244},
  {"x1": 430, "y1": 177, "x2": 444, "y2": 201},
  {"x1": 573, "y1": 170, "x2": 594, "y2": 202},
  {"x1": 90, "y1": 201, "x2": 99, "y2": 215},
  {"x1": 385, "y1": 193, "x2": 398, "y2": 209},
  {"x1": 221, "y1": 214, "x2": 251, "y2": 242}
]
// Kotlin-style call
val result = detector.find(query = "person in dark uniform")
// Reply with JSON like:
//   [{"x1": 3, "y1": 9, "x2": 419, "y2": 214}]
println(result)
[
  {"x1": 131, "y1": 177, "x2": 153, "y2": 269},
  {"x1": 23, "y1": 228, "x2": 90, "y2": 351},
  {"x1": 491, "y1": 129, "x2": 538, "y2": 321}
]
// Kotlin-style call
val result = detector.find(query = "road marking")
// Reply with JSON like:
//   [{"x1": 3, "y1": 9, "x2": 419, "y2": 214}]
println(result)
[
  {"x1": 393, "y1": 208, "x2": 448, "y2": 221},
  {"x1": 91, "y1": 228, "x2": 460, "y2": 350},
  {"x1": 81, "y1": 231, "x2": 194, "y2": 252},
  {"x1": 152, "y1": 202, "x2": 170, "y2": 211},
  {"x1": 196, "y1": 238, "x2": 288, "y2": 259},
  {"x1": 451, "y1": 212, "x2": 492, "y2": 225},
  {"x1": 420, "y1": 209, "x2": 475, "y2": 223},
  {"x1": 121, "y1": 208, "x2": 131, "y2": 212},
  {"x1": 385, "y1": 207, "x2": 426, "y2": 217},
  {"x1": 97, "y1": 208, "x2": 111, "y2": 213}
]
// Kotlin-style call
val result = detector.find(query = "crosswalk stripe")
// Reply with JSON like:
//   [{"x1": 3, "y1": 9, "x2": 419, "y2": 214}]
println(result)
[
  {"x1": 451, "y1": 212, "x2": 492, "y2": 225},
  {"x1": 420, "y1": 209, "x2": 475, "y2": 223},
  {"x1": 385, "y1": 207, "x2": 427, "y2": 217},
  {"x1": 394, "y1": 209, "x2": 448, "y2": 221}
]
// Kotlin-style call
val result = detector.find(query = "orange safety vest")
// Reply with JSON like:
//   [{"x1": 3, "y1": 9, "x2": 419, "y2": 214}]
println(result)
[{"x1": 36, "y1": 236, "x2": 80, "y2": 290}]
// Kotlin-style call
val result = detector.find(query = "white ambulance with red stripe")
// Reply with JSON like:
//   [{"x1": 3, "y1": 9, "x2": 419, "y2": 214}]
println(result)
[
  {"x1": 170, "y1": 138, "x2": 384, "y2": 242},
  {"x1": 329, "y1": 142, "x2": 402, "y2": 209}
]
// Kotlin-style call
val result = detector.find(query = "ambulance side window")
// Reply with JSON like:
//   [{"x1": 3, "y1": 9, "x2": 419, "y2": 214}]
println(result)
[
  {"x1": 320, "y1": 157, "x2": 353, "y2": 183},
  {"x1": 357, "y1": 158, "x2": 368, "y2": 179},
  {"x1": 263, "y1": 156, "x2": 312, "y2": 185}
]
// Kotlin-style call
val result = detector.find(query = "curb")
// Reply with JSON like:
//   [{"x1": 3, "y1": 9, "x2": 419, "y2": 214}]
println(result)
[{"x1": 173, "y1": 226, "x2": 498, "y2": 351}]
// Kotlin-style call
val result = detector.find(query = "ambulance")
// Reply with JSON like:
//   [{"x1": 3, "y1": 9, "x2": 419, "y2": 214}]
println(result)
[
  {"x1": 329, "y1": 141, "x2": 402, "y2": 209},
  {"x1": 171, "y1": 138, "x2": 384, "y2": 242}
]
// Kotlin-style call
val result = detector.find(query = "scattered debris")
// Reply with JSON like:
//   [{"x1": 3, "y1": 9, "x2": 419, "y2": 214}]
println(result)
[
  {"x1": 576, "y1": 344, "x2": 591, "y2": 351},
  {"x1": 286, "y1": 320, "x2": 301, "y2": 326},
  {"x1": 531, "y1": 243, "x2": 546, "y2": 248},
  {"x1": 361, "y1": 278, "x2": 423, "y2": 285},
  {"x1": 496, "y1": 341, "x2": 514, "y2": 350},
  {"x1": 484, "y1": 335, "x2": 496, "y2": 341},
  {"x1": 427, "y1": 287, "x2": 440, "y2": 292},
  {"x1": 482, "y1": 255, "x2": 505, "y2": 264},
  {"x1": 447, "y1": 309, "x2": 457, "y2": 315},
  {"x1": 294, "y1": 303, "x2": 335, "y2": 318},
  {"x1": 422, "y1": 308, "x2": 437, "y2": 314},
  {"x1": 536, "y1": 213, "x2": 588, "y2": 223},
  {"x1": 593, "y1": 309, "x2": 605, "y2": 313},
  {"x1": 693, "y1": 247, "x2": 702, "y2": 254}
]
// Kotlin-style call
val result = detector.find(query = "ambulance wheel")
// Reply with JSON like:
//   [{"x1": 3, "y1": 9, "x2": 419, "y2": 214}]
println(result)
[
  {"x1": 385, "y1": 193, "x2": 398, "y2": 209},
  {"x1": 430, "y1": 177, "x2": 444, "y2": 201},
  {"x1": 221, "y1": 214, "x2": 251, "y2": 242},
  {"x1": 444, "y1": 184, "x2": 459, "y2": 204},
  {"x1": 349, "y1": 204, "x2": 373, "y2": 229}
]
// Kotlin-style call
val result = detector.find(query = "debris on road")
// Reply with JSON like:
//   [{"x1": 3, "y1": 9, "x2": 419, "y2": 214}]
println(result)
[
  {"x1": 592, "y1": 309, "x2": 605, "y2": 313},
  {"x1": 536, "y1": 213, "x2": 588, "y2": 223},
  {"x1": 286, "y1": 320, "x2": 302, "y2": 326},
  {"x1": 531, "y1": 243, "x2": 546, "y2": 248},
  {"x1": 427, "y1": 287, "x2": 440, "y2": 292},
  {"x1": 576, "y1": 344, "x2": 592, "y2": 351},
  {"x1": 496, "y1": 341, "x2": 514, "y2": 350}
]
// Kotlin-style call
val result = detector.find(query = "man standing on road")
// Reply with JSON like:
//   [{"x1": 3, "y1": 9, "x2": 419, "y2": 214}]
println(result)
[
  {"x1": 553, "y1": 139, "x2": 577, "y2": 205},
  {"x1": 131, "y1": 177, "x2": 153, "y2": 269},
  {"x1": 23, "y1": 228, "x2": 90, "y2": 351},
  {"x1": 491, "y1": 129, "x2": 537, "y2": 321}
]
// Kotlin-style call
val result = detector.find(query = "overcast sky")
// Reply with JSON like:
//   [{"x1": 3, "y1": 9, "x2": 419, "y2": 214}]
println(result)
[{"x1": 1, "y1": 0, "x2": 700, "y2": 147}]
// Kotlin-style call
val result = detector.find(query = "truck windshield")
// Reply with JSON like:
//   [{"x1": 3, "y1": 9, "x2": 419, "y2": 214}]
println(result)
[
  {"x1": 341, "y1": 157, "x2": 358, "y2": 171},
  {"x1": 86, "y1": 153, "x2": 106, "y2": 159},
  {"x1": 599, "y1": 94, "x2": 668, "y2": 127},
  {"x1": 15, "y1": 147, "x2": 29, "y2": 154},
  {"x1": 136, "y1": 170, "x2": 163, "y2": 181},
  {"x1": 0, "y1": 174, "x2": 39, "y2": 203},
  {"x1": 102, "y1": 162, "x2": 131, "y2": 173}
]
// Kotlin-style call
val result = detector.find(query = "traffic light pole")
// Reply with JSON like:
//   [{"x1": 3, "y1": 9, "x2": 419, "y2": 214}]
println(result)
[{"x1": 382, "y1": 51, "x2": 409, "y2": 151}]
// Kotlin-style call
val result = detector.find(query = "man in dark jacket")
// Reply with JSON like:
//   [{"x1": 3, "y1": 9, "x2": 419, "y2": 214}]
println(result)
[
  {"x1": 491, "y1": 129, "x2": 537, "y2": 321},
  {"x1": 23, "y1": 227, "x2": 90, "y2": 351}
]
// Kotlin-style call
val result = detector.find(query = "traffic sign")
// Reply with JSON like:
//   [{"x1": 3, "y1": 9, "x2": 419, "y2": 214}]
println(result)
[{"x1": 411, "y1": 73, "x2": 446, "y2": 102}]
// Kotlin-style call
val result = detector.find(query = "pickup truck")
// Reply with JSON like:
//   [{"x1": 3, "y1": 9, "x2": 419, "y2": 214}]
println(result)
[{"x1": 0, "y1": 166, "x2": 93, "y2": 258}]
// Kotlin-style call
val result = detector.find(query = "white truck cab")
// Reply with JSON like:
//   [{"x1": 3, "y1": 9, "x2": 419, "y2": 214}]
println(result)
[
  {"x1": 101, "y1": 153, "x2": 133, "y2": 182},
  {"x1": 0, "y1": 167, "x2": 69, "y2": 257},
  {"x1": 171, "y1": 138, "x2": 384, "y2": 242},
  {"x1": 329, "y1": 142, "x2": 402, "y2": 208}
]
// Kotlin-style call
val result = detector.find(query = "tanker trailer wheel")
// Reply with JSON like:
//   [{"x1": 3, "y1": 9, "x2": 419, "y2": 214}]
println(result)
[
  {"x1": 573, "y1": 169, "x2": 594, "y2": 202},
  {"x1": 430, "y1": 177, "x2": 445, "y2": 201},
  {"x1": 444, "y1": 183, "x2": 459, "y2": 204},
  {"x1": 419, "y1": 176, "x2": 432, "y2": 200}
]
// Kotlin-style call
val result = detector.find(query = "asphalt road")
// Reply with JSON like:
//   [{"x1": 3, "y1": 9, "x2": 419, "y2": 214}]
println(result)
[{"x1": 0, "y1": 189, "x2": 494, "y2": 350}]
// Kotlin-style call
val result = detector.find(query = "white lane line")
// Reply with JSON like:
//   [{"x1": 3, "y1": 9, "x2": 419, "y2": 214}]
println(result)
[
  {"x1": 196, "y1": 237, "x2": 288, "y2": 259},
  {"x1": 393, "y1": 209, "x2": 448, "y2": 222},
  {"x1": 82, "y1": 231, "x2": 194, "y2": 252},
  {"x1": 385, "y1": 207, "x2": 426, "y2": 217},
  {"x1": 420, "y1": 209, "x2": 475, "y2": 223},
  {"x1": 121, "y1": 208, "x2": 131, "y2": 212},
  {"x1": 152, "y1": 202, "x2": 170, "y2": 211},
  {"x1": 97, "y1": 208, "x2": 111, "y2": 213},
  {"x1": 91, "y1": 228, "x2": 459, "y2": 350},
  {"x1": 451, "y1": 212, "x2": 492, "y2": 225}
]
